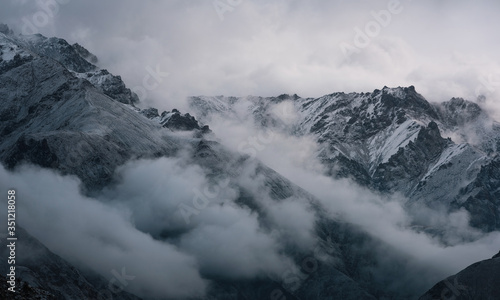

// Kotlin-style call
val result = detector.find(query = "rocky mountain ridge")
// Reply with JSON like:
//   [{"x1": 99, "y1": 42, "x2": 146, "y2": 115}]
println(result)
[
  {"x1": 188, "y1": 87, "x2": 500, "y2": 232},
  {"x1": 0, "y1": 26, "x2": 414, "y2": 300}
]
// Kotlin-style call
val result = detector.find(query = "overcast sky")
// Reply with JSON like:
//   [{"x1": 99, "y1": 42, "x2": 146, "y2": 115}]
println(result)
[{"x1": 2, "y1": 0, "x2": 500, "y2": 114}]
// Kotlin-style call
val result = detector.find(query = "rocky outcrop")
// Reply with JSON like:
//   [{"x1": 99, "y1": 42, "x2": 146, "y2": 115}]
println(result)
[
  {"x1": 452, "y1": 158, "x2": 500, "y2": 232},
  {"x1": 372, "y1": 121, "x2": 451, "y2": 193},
  {"x1": 72, "y1": 42, "x2": 98, "y2": 64}
]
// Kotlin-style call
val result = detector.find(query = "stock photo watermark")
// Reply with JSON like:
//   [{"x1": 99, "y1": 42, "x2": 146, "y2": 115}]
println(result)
[
  {"x1": 131, "y1": 65, "x2": 169, "y2": 102},
  {"x1": 269, "y1": 235, "x2": 336, "y2": 299},
  {"x1": 6, "y1": 190, "x2": 17, "y2": 293},
  {"x1": 177, "y1": 102, "x2": 295, "y2": 222},
  {"x1": 440, "y1": 277, "x2": 468, "y2": 300},
  {"x1": 97, "y1": 267, "x2": 135, "y2": 300},
  {"x1": 176, "y1": 128, "x2": 274, "y2": 223},
  {"x1": 237, "y1": 130, "x2": 275, "y2": 160},
  {"x1": 238, "y1": 101, "x2": 297, "y2": 159},
  {"x1": 213, "y1": 0, "x2": 243, "y2": 21},
  {"x1": 177, "y1": 177, "x2": 231, "y2": 224},
  {"x1": 21, "y1": 0, "x2": 72, "y2": 35},
  {"x1": 340, "y1": 0, "x2": 407, "y2": 58}
]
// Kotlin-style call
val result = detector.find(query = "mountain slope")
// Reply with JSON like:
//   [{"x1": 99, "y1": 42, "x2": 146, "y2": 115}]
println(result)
[
  {"x1": 0, "y1": 27, "x2": 440, "y2": 299},
  {"x1": 2, "y1": 25, "x2": 500, "y2": 299},
  {"x1": 419, "y1": 252, "x2": 500, "y2": 300},
  {"x1": 0, "y1": 30, "x2": 186, "y2": 192},
  {"x1": 0, "y1": 227, "x2": 141, "y2": 300},
  {"x1": 188, "y1": 87, "x2": 500, "y2": 232}
]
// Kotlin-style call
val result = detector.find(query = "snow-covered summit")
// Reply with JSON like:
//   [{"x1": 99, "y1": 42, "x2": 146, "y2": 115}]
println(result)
[{"x1": 0, "y1": 26, "x2": 138, "y2": 105}]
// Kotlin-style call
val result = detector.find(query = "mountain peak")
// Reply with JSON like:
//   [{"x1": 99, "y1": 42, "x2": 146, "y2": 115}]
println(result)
[
  {"x1": 378, "y1": 85, "x2": 417, "y2": 98},
  {"x1": 371, "y1": 85, "x2": 439, "y2": 120},
  {"x1": 0, "y1": 31, "x2": 140, "y2": 105},
  {"x1": 276, "y1": 93, "x2": 301, "y2": 101},
  {"x1": 436, "y1": 97, "x2": 484, "y2": 126}
]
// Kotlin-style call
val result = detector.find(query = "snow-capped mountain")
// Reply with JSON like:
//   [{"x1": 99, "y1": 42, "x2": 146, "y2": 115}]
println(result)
[
  {"x1": 0, "y1": 26, "x2": 405, "y2": 300},
  {"x1": 1, "y1": 24, "x2": 499, "y2": 300},
  {"x1": 188, "y1": 88, "x2": 500, "y2": 232}
]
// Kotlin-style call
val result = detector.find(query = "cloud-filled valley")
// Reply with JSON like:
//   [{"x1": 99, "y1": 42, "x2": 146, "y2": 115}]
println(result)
[
  {"x1": 1, "y1": 108, "x2": 499, "y2": 298},
  {"x1": 1, "y1": 1, "x2": 500, "y2": 299}
]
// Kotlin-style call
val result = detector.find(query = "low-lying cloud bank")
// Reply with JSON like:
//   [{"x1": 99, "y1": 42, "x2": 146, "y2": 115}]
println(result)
[
  {"x1": 0, "y1": 158, "x2": 308, "y2": 298},
  {"x1": 202, "y1": 102, "x2": 500, "y2": 294},
  {"x1": 0, "y1": 163, "x2": 208, "y2": 299},
  {"x1": 1, "y1": 146, "x2": 499, "y2": 298}
]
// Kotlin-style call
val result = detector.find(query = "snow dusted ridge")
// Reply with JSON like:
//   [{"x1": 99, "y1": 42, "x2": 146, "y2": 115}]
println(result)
[
  {"x1": 0, "y1": 26, "x2": 417, "y2": 299},
  {"x1": 3, "y1": 26, "x2": 462, "y2": 300},
  {"x1": 0, "y1": 26, "x2": 217, "y2": 195},
  {"x1": 0, "y1": 28, "x2": 138, "y2": 105},
  {"x1": 188, "y1": 86, "x2": 500, "y2": 232}
]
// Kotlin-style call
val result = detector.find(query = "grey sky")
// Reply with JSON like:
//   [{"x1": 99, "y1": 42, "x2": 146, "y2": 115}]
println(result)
[{"x1": 1, "y1": 0, "x2": 500, "y2": 116}]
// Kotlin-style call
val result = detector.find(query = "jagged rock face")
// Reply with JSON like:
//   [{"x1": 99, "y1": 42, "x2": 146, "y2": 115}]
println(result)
[
  {"x1": 0, "y1": 30, "x2": 138, "y2": 105},
  {"x1": 188, "y1": 87, "x2": 500, "y2": 232},
  {"x1": 0, "y1": 23, "x2": 13, "y2": 35},
  {"x1": 0, "y1": 39, "x2": 33, "y2": 74},
  {"x1": 0, "y1": 51, "x2": 180, "y2": 191},
  {"x1": 21, "y1": 34, "x2": 97, "y2": 73},
  {"x1": 298, "y1": 86, "x2": 435, "y2": 143},
  {"x1": 372, "y1": 121, "x2": 451, "y2": 193},
  {"x1": 140, "y1": 107, "x2": 160, "y2": 119},
  {"x1": 0, "y1": 29, "x2": 212, "y2": 193},
  {"x1": 453, "y1": 158, "x2": 500, "y2": 232},
  {"x1": 72, "y1": 42, "x2": 98, "y2": 64},
  {"x1": 419, "y1": 255, "x2": 500, "y2": 300},
  {"x1": 139, "y1": 108, "x2": 212, "y2": 134},
  {"x1": 162, "y1": 111, "x2": 201, "y2": 131},
  {"x1": 437, "y1": 97, "x2": 483, "y2": 126},
  {"x1": 75, "y1": 69, "x2": 140, "y2": 104}
]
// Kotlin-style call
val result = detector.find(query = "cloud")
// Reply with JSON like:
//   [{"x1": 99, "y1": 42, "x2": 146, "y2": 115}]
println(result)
[
  {"x1": 200, "y1": 100, "x2": 500, "y2": 295},
  {"x1": 101, "y1": 157, "x2": 296, "y2": 281},
  {"x1": 99, "y1": 157, "x2": 209, "y2": 237},
  {"x1": 0, "y1": 164, "x2": 208, "y2": 299},
  {"x1": 178, "y1": 204, "x2": 291, "y2": 280},
  {"x1": 0, "y1": 156, "x2": 306, "y2": 298}
]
